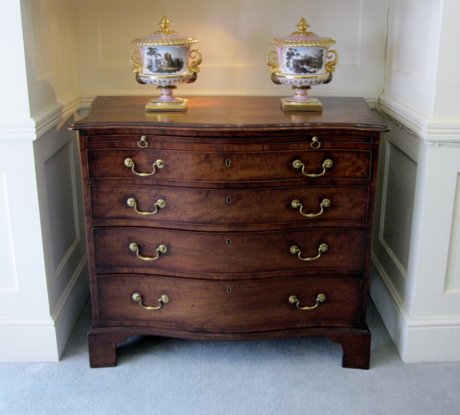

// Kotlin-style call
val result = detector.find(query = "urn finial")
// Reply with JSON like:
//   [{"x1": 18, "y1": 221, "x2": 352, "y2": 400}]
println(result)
[
  {"x1": 293, "y1": 17, "x2": 311, "y2": 36},
  {"x1": 156, "y1": 16, "x2": 176, "y2": 35}
]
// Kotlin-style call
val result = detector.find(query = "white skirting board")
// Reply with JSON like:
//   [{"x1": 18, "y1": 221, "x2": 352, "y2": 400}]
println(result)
[
  {"x1": 371, "y1": 267, "x2": 460, "y2": 363},
  {"x1": 0, "y1": 262, "x2": 88, "y2": 362}
]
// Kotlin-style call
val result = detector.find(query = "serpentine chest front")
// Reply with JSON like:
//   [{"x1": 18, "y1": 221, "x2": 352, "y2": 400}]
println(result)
[{"x1": 71, "y1": 96, "x2": 386, "y2": 368}]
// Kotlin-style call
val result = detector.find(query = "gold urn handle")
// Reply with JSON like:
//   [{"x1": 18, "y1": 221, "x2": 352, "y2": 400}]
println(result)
[
  {"x1": 132, "y1": 292, "x2": 169, "y2": 311},
  {"x1": 324, "y1": 49, "x2": 338, "y2": 84},
  {"x1": 291, "y1": 198, "x2": 331, "y2": 218},
  {"x1": 290, "y1": 243, "x2": 328, "y2": 262},
  {"x1": 292, "y1": 158, "x2": 333, "y2": 178},
  {"x1": 129, "y1": 50, "x2": 141, "y2": 74},
  {"x1": 289, "y1": 293, "x2": 326, "y2": 311},
  {"x1": 188, "y1": 49, "x2": 202, "y2": 74},
  {"x1": 129, "y1": 242, "x2": 168, "y2": 261},
  {"x1": 127, "y1": 197, "x2": 166, "y2": 216},
  {"x1": 124, "y1": 157, "x2": 165, "y2": 177},
  {"x1": 266, "y1": 50, "x2": 279, "y2": 73},
  {"x1": 325, "y1": 49, "x2": 338, "y2": 74}
]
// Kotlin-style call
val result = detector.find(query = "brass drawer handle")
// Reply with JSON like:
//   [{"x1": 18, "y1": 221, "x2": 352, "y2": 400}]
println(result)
[
  {"x1": 124, "y1": 157, "x2": 165, "y2": 177},
  {"x1": 132, "y1": 292, "x2": 169, "y2": 311},
  {"x1": 129, "y1": 242, "x2": 167, "y2": 261},
  {"x1": 289, "y1": 293, "x2": 326, "y2": 311},
  {"x1": 290, "y1": 243, "x2": 328, "y2": 262},
  {"x1": 127, "y1": 197, "x2": 166, "y2": 216},
  {"x1": 291, "y1": 198, "x2": 331, "y2": 218},
  {"x1": 292, "y1": 158, "x2": 333, "y2": 177}
]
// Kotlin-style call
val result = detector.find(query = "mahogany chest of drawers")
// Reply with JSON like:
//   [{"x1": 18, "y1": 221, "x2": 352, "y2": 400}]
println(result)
[{"x1": 71, "y1": 96, "x2": 387, "y2": 369}]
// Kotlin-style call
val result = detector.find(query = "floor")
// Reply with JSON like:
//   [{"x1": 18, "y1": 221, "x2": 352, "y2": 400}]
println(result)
[{"x1": 1, "y1": 301, "x2": 460, "y2": 415}]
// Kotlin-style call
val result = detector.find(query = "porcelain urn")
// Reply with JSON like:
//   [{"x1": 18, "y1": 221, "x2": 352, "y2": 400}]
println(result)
[
  {"x1": 267, "y1": 17, "x2": 338, "y2": 111},
  {"x1": 130, "y1": 16, "x2": 202, "y2": 111}
]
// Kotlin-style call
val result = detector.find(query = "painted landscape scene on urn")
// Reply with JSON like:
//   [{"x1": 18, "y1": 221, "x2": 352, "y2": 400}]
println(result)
[
  {"x1": 283, "y1": 47, "x2": 325, "y2": 74},
  {"x1": 143, "y1": 46, "x2": 186, "y2": 75}
]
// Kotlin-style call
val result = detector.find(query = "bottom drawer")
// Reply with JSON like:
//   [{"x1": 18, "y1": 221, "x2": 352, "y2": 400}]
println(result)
[{"x1": 96, "y1": 274, "x2": 363, "y2": 332}]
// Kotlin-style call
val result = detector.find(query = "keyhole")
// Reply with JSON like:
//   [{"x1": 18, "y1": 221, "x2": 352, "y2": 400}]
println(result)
[
  {"x1": 226, "y1": 195, "x2": 232, "y2": 205},
  {"x1": 226, "y1": 286, "x2": 232, "y2": 294},
  {"x1": 226, "y1": 239, "x2": 232, "y2": 247},
  {"x1": 137, "y1": 135, "x2": 148, "y2": 148},
  {"x1": 225, "y1": 159, "x2": 232, "y2": 168}
]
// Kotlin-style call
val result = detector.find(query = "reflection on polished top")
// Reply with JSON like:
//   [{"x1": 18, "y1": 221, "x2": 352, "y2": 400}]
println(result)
[{"x1": 71, "y1": 96, "x2": 388, "y2": 131}]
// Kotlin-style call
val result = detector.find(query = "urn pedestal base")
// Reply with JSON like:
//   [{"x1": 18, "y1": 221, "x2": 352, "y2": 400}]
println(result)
[
  {"x1": 280, "y1": 87, "x2": 323, "y2": 112},
  {"x1": 145, "y1": 97, "x2": 188, "y2": 112},
  {"x1": 145, "y1": 86, "x2": 188, "y2": 112},
  {"x1": 281, "y1": 96, "x2": 322, "y2": 112}
]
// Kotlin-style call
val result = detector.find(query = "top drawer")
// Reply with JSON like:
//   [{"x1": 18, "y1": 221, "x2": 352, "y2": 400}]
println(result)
[
  {"x1": 84, "y1": 133, "x2": 375, "y2": 150},
  {"x1": 86, "y1": 148, "x2": 372, "y2": 182}
]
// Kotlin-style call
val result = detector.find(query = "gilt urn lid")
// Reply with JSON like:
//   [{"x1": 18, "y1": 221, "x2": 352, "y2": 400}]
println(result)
[
  {"x1": 131, "y1": 16, "x2": 198, "y2": 47},
  {"x1": 271, "y1": 17, "x2": 336, "y2": 48}
]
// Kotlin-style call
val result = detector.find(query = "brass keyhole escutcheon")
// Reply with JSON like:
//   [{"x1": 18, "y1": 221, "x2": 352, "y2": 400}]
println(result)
[
  {"x1": 225, "y1": 159, "x2": 232, "y2": 168},
  {"x1": 137, "y1": 135, "x2": 148, "y2": 148},
  {"x1": 226, "y1": 195, "x2": 232, "y2": 205},
  {"x1": 226, "y1": 286, "x2": 232, "y2": 294},
  {"x1": 310, "y1": 136, "x2": 321, "y2": 149},
  {"x1": 226, "y1": 239, "x2": 232, "y2": 247}
]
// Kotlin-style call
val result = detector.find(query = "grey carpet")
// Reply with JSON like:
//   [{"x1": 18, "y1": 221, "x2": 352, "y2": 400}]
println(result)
[{"x1": 1, "y1": 301, "x2": 459, "y2": 415}]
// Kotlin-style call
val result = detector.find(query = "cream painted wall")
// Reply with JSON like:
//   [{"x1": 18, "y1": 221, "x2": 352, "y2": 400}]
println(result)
[
  {"x1": 0, "y1": 1, "x2": 33, "y2": 130},
  {"x1": 374, "y1": 0, "x2": 460, "y2": 362},
  {"x1": 381, "y1": 0, "x2": 442, "y2": 123},
  {"x1": 0, "y1": 0, "x2": 88, "y2": 361},
  {"x1": 21, "y1": 0, "x2": 79, "y2": 117},
  {"x1": 433, "y1": 0, "x2": 460, "y2": 124},
  {"x1": 75, "y1": 0, "x2": 388, "y2": 100}
]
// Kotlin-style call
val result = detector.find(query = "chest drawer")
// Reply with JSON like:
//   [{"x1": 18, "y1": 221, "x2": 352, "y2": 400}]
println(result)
[
  {"x1": 85, "y1": 133, "x2": 375, "y2": 150},
  {"x1": 90, "y1": 184, "x2": 369, "y2": 226},
  {"x1": 96, "y1": 274, "x2": 362, "y2": 332},
  {"x1": 92, "y1": 227, "x2": 367, "y2": 276},
  {"x1": 86, "y1": 148, "x2": 372, "y2": 182}
]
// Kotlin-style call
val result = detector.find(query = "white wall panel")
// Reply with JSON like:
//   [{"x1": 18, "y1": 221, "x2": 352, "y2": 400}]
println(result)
[
  {"x1": 0, "y1": 141, "x2": 50, "y2": 322},
  {"x1": 411, "y1": 144, "x2": 460, "y2": 318},
  {"x1": 380, "y1": 143, "x2": 416, "y2": 272},
  {"x1": 33, "y1": 122, "x2": 88, "y2": 316},
  {"x1": 372, "y1": 120, "x2": 460, "y2": 362},
  {"x1": 372, "y1": 117, "x2": 419, "y2": 304},
  {"x1": 44, "y1": 144, "x2": 79, "y2": 269},
  {"x1": 445, "y1": 174, "x2": 460, "y2": 293},
  {"x1": 0, "y1": 173, "x2": 17, "y2": 292}
]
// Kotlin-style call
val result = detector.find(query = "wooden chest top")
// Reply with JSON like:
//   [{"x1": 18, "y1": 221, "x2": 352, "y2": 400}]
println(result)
[{"x1": 71, "y1": 96, "x2": 387, "y2": 133}]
